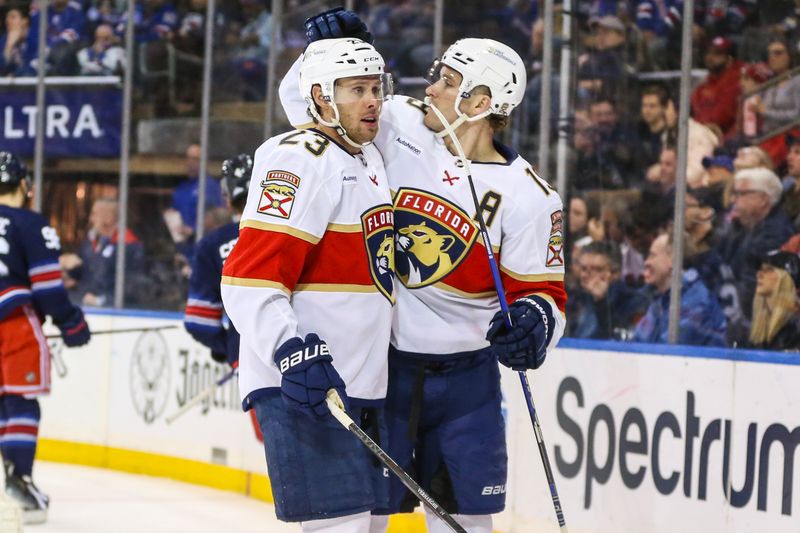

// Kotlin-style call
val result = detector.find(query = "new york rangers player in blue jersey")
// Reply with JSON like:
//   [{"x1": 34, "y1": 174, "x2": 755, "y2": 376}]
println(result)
[
  {"x1": 183, "y1": 154, "x2": 252, "y2": 366},
  {"x1": 0, "y1": 152, "x2": 91, "y2": 524}
]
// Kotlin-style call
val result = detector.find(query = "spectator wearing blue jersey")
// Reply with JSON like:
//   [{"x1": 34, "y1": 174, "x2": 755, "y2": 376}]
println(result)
[
  {"x1": 77, "y1": 23, "x2": 125, "y2": 75},
  {"x1": 633, "y1": 232, "x2": 727, "y2": 346},
  {"x1": 26, "y1": 0, "x2": 87, "y2": 75},
  {"x1": 0, "y1": 7, "x2": 31, "y2": 76},
  {"x1": 85, "y1": 0, "x2": 122, "y2": 37},
  {"x1": 163, "y1": 144, "x2": 224, "y2": 253},
  {"x1": 636, "y1": 0, "x2": 682, "y2": 38}
]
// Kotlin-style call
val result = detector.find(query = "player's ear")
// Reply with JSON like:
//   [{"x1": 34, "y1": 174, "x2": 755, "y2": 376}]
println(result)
[
  {"x1": 469, "y1": 92, "x2": 492, "y2": 118},
  {"x1": 311, "y1": 85, "x2": 332, "y2": 117}
]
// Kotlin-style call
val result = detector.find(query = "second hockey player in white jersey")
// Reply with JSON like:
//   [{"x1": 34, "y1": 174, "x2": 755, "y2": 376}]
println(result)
[
  {"x1": 221, "y1": 38, "x2": 395, "y2": 532},
  {"x1": 284, "y1": 11, "x2": 567, "y2": 533}
]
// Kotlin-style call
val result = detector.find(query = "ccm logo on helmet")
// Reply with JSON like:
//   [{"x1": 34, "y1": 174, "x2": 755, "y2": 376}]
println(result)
[{"x1": 364, "y1": 56, "x2": 381, "y2": 62}]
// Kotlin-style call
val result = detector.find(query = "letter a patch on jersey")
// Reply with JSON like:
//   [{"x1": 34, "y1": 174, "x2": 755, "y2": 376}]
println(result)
[
  {"x1": 362, "y1": 205, "x2": 395, "y2": 303},
  {"x1": 257, "y1": 170, "x2": 301, "y2": 219},
  {"x1": 546, "y1": 210, "x2": 564, "y2": 267}
]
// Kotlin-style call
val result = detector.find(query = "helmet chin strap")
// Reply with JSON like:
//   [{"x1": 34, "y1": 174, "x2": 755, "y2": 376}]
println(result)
[
  {"x1": 311, "y1": 102, "x2": 370, "y2": 149},
  {"x1": 426, "y1": 95, "x2": 492, "y2": 139}
]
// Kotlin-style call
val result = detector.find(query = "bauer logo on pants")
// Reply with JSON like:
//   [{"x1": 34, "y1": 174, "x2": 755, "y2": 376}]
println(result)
[{"x1": 257, "y1": 170, "x2": 300, "y2": 219}]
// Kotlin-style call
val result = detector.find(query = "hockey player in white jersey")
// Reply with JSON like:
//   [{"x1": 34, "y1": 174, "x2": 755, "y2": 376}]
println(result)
[
  {"x1": 284, "y1": 10, "x2": 567, "y2": 533},
  {"x1": 220, "y1": 38, "x2": 395, "y2": 532}
]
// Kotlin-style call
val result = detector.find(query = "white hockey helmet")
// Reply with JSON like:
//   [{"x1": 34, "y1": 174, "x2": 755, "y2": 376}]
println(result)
[
  {"x1": 430, "y1": 38, "x2": 527, "y2": 122},
  {"x1": 299, "y1": 38, "x2": 391, "y2": 147}
]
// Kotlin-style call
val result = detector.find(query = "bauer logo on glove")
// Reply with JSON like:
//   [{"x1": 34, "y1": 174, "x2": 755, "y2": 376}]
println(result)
[
  {"x1": 278, "y1": 342, "x2": 331, "y2": 373},
  {"x1": 274, "y1": 333, "x2": 349, "y2": 418}
]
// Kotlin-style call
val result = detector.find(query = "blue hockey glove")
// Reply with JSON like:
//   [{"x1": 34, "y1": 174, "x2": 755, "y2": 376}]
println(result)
[
  {"x1": 304, "y1": 7, "x2": 373, "y2": 44},
  {"x1": 274, "y1": 333, "x2": 348, "y2": 418},
  {"x1": 57, "y1": 307, "x2": 91, "y2": 348},
  {"x1": 486, "y1": 296, "x2": 554, "y2": 371}
]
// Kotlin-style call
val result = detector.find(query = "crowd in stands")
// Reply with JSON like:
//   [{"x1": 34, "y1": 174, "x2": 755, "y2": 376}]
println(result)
[
  {"x1": 1, "y1": 0, "x2": 799, "y2": 350},
  {"x1": 560, "y1": 2, "x2": 800, "y2": 351},
  {"x1": 0, "y1": 0, "x2": 276, "y2": 105}
]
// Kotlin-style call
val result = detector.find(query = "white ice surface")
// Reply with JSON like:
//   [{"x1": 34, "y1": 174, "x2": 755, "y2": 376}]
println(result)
[{"x1": 31, "y1": 461, "x2": 299, "y2": 533}]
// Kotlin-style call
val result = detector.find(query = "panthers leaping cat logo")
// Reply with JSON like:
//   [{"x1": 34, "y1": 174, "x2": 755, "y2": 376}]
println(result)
[
  {"x1": 375, "y1": 234, "x2": 394, "y2": 276},
  {"x1": 396, "y1": 222, "x2": 455, "y2": 286},
  {"x1": 361, "y1": 205, "x2": 395, "y2": 302},
  {"x1": 393, "y1": 188, "x2": 478, "y2": 289}
]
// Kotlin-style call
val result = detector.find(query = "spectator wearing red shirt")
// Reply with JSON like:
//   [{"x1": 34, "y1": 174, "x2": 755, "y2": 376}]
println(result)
[{"x1": 691, "y1": 37, "x2": 743, "y2": 138}]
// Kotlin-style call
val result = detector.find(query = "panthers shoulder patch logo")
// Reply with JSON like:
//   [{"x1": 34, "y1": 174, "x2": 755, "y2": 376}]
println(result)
[
  {"x1": 257, "y1": 170, "x2": 300, "y2": 219},
  {"x1": 362, "y1": 205, "x2": 395, "y2": 302},
  {"x1": 546, "y1": 209, "x2": 564, "y2": 267},
  {"x1": 394, "y1": 188, "x2": 478, "y2": 288}
]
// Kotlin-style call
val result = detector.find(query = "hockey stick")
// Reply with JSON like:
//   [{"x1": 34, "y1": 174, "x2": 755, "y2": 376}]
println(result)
[
  {"x1": 426, "y1": 100, "x2": 568, "y2": 531},
  {"x1": 47, "y1": 325, "x2": 179, "y2": 378},
  {"x1": 45, "y1": 325, "x2": 178, "y2": 340},
  {"x1": 325, "y1": 391, "x2": 466, "y2": 533},
  {"x1": 165, "y1": 368, "x2": 238, "y2": 425}
]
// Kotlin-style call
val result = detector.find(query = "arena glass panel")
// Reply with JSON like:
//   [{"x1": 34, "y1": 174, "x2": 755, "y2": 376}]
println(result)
[{"x1": 121, "y1": 0, "x2": 213, "y2": 312}]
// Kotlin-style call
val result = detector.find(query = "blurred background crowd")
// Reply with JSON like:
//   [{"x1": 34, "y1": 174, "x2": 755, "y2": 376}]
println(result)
[{"x1": 2, "y1": 0, "x2": 800, "y2": 351}]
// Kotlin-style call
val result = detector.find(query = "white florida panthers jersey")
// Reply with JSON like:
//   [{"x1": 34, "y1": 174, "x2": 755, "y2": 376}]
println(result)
[
  {"x1": 221, "y1": 128, "x2": 395, "y2": 408},
  {"x1": 280, "y1": 59, "x2": 566, "y2": 358}
]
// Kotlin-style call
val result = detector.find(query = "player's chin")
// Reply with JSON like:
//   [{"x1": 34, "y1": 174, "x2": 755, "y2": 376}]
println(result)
[
  {"x1": 354, "y1": 126, "x2": 379, "y2": 144},
  {"x1": 422, "y1": 112, "x2": 445, "y2": 133}
]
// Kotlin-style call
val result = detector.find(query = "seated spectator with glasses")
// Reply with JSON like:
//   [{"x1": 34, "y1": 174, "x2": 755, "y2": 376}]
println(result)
[
  {"x1": 567, "y1": 241, "x2": 649, "y2": 340},
  {"x1": 718, "y1": 167, "x2": 795, "y2": 320}
]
